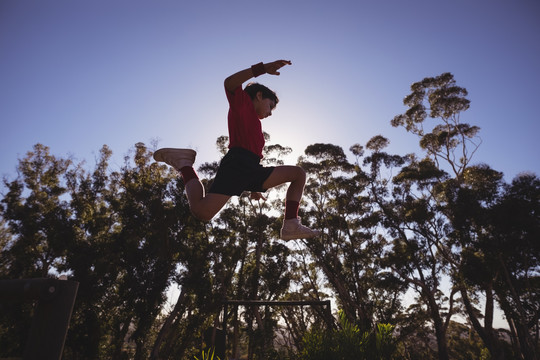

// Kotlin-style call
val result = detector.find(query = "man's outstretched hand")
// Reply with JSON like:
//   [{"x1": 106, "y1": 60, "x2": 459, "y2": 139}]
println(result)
[{"x1": 265, "y1": 60, "x2": 292, "y2": 75}]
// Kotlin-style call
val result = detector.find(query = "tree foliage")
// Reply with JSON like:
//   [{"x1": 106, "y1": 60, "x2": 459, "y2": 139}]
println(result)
[{"x1": 1, "y1": 73, "x2": 538, "y2": 359}]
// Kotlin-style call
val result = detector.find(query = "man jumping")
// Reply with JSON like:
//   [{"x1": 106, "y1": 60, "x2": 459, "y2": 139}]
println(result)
[{"x1": 154, "y1": 60, "x2": 319, "y2": 241}]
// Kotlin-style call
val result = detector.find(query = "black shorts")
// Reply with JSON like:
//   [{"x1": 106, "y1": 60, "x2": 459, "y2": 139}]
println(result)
[{"x1": 209, "y1": 147, "x2": 275, "y2": 196}]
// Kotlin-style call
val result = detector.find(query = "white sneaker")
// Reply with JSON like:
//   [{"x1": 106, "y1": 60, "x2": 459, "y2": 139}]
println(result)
[
  {"x1": 280, "y1": 218, "x2": 320, "y2": 241},
  {"x1": 153, "y1": 148, "x2": 196, "y2": 170}
]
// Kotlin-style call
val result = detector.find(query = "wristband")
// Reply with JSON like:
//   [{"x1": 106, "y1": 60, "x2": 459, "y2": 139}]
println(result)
[{"x1": 251, "y1": 62, "x2": 266, "y2": 77}]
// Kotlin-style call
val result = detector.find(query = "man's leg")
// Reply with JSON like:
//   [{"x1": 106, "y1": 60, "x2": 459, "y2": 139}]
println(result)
[
  {"x1": 184, "y1": 179, "x2": 230, "y2": 221},
  {"x1": 262, "y1": 166, "x2": 320, "y2": 240},
  {"x1": 154, "y1": 148, "x2": 230, "y2": 221},
  {"x1": 262, "y1": 165, "x2": 306, "y2": 202}
]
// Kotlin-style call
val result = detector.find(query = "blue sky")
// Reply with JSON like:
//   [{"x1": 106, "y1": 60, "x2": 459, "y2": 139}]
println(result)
[{"x1": 1, "y1": 0, "x2": 539, "y2": 183}]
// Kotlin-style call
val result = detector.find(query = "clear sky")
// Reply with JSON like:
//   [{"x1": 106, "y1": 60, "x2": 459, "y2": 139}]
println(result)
[{"x1": 1, "y1": 0, "x2": 539, "y2": 182}]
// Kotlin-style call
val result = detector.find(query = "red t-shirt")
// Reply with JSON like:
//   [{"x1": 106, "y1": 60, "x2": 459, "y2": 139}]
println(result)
[{"x1": 226, "y1": 86, "x2": 265, "y2": 159}]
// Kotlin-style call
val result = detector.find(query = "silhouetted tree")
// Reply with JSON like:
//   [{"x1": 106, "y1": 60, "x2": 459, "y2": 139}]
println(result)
[{"x1": 0, "y1": 144, "x2": 73, "y2": 357}]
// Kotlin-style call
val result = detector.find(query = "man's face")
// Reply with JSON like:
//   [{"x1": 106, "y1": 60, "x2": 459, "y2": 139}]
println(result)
[{"x1": 254, "y1": 92, "x2": 276, "y2": 119}]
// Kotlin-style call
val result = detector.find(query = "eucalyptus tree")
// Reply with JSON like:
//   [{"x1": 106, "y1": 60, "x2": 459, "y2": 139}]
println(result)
[
  {"x1": 0, "y1": 144, "x2": 73, "y2": 357},
  {"x1": 439, "y1": 168, "x2": 539, "y2": 359},
  {"x1": 1, "y1": 143, "x2": 73, "y2": 278},
  {"x1": 390, "y1": 72, "x2": 480, "y2": 180},
  {"x1": 62, "y1": 144, "x2": 122, "y2": 359},
  {"x1": 299, "y1": 142, "x2": 406, "y2": 333},
  {"x1": 387, "y1": 72, "x2": 518, "y2": 359},
  {"x1": 104, "y1": 142, "x2": 198, "y2": 359},
  {"x1": 488, "y1": 174, "x2": 540, "y2": 359},
  {"x1": 365, "y1": 139, "x2": 455, "y2": 360}
]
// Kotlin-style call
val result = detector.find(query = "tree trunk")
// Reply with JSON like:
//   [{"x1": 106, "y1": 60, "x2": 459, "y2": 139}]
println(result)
[
  {"x1": 459, "y1": 284, "x2": 505, "y2": 359},
  {"x1": 111, "y1": 315, "x2": 132, "y2": 359},
  {"x1": 232, "y1": 305, "x2": 240, "y2": 359},
  {"x1": 425, "y1": 291, "x2": 449, "y2": 360},
  {"x1": 150, "y1": 288, "x2": 186, "y2": 359},
  {"x1": 499, "y1": 257, "x2": 538, "y2": 360}
]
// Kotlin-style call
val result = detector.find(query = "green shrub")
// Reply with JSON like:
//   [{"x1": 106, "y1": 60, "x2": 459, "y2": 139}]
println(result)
[
  {"x1": 300, "y1": 310, "x2": 397, "y2": 360},
  {"x1": 194, "y1": 347, "x2": 221, "y2": 360}
]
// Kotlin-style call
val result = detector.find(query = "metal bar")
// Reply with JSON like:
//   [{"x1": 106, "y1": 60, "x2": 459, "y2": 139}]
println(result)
[{"x1": 223, "y1": 300, "x2": 331, "y2": 307}]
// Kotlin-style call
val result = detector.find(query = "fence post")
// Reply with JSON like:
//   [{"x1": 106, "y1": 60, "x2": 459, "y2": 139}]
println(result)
[{"x1": 0, "y1": 278, "x2": 79, "y2": 360}]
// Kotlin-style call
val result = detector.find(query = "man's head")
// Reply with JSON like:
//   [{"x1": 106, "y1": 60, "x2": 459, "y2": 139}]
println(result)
[
  {"x1": 244, "y1": 82, "x2": 279, "y2": 105},
  {"x1": 245, "y1": 82, "x2": 279, "y2": 119}
]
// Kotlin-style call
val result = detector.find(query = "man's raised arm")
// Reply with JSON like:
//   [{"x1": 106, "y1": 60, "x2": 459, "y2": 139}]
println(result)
[{"x1": 224, "y1": 60, "x2": 292, "y2": 93}]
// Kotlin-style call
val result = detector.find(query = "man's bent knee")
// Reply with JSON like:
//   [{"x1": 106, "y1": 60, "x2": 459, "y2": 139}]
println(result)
[
  {"x1": 290, "y1": 166, "x2": 306, "y2": 184},
  {"x1": 188, "y1": 194, "x2": 230, "y2": 221},
  {"x1": 190, "y1": 207, "x2": 214, "y2": 222},
  {"x1": 296, "y1": 166, "x2": 306, "y2": 181}
]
